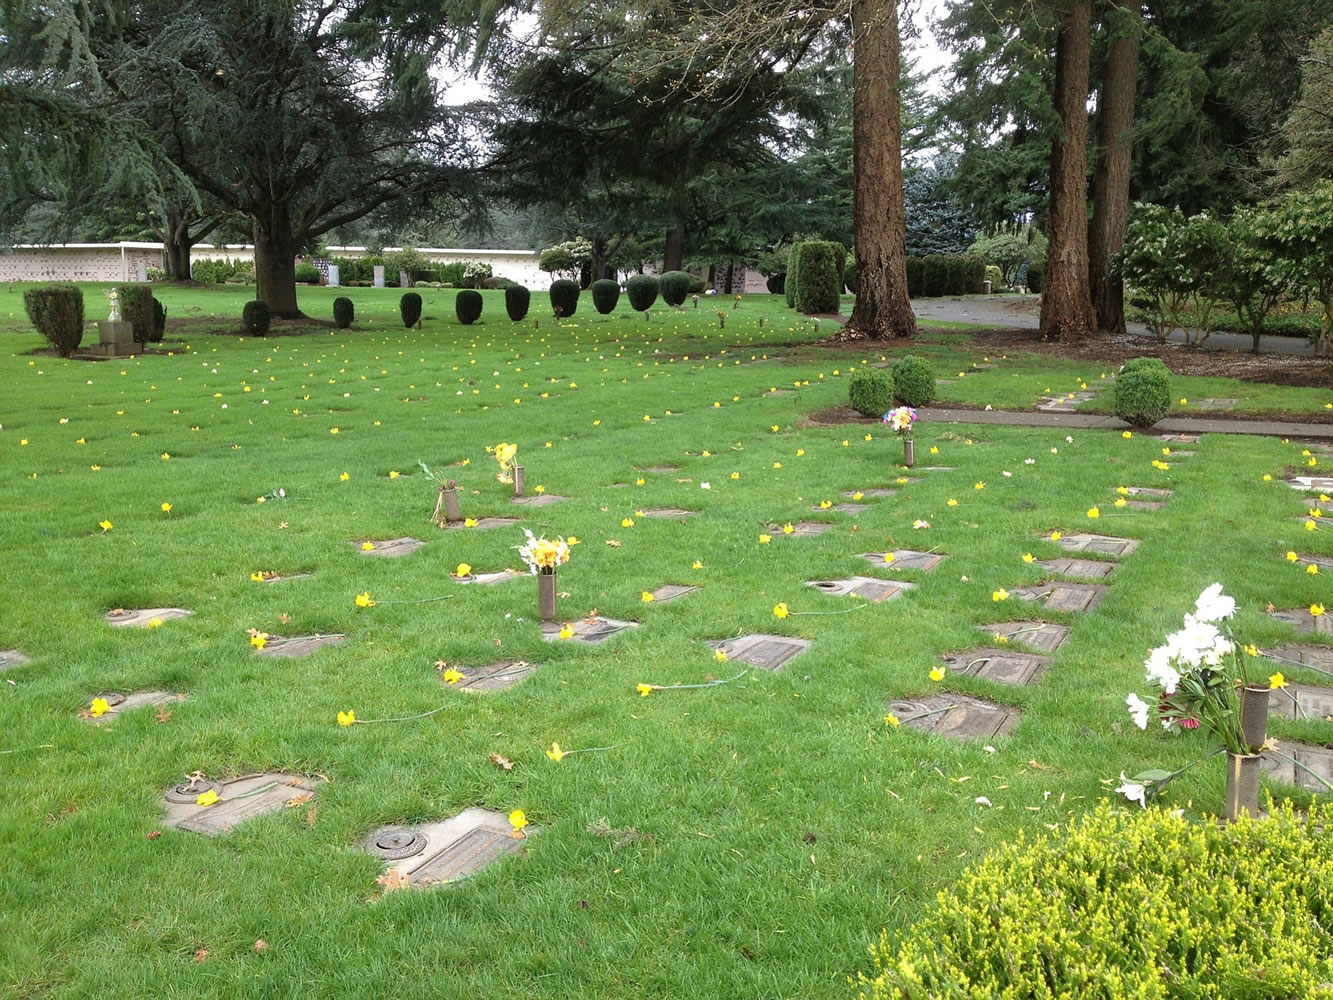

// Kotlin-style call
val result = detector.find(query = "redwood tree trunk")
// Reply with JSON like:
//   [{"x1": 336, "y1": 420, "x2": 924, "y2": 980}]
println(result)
[
  {"x1": 253, "y1": 217, "x2": 301, "y2": 319},
  {"x1": 1039, "y1": 0, "x2": 1096, "y2": 342},
  {"x1": 844, "y1": 0, "x2": 916, "y2": 340},
  {"x1": 663, "y1": 227, "x2": 685, "y2": 272},
  {"x1": 1088, "y1": 2, "x2": 1140, "y2": 335}
]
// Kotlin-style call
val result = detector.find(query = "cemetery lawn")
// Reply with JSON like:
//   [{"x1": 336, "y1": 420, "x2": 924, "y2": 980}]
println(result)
[{"x1": 1, "y1": 284, "x2": 1331, "y2": 997}]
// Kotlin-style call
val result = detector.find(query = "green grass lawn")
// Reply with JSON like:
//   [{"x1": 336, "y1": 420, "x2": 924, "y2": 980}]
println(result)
[{"x1": 2, "y1": 283, "x2": 1331, "y2": 997}]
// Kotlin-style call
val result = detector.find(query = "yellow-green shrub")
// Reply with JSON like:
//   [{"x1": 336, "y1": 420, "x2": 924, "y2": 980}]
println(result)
[{"x1": 855, "y1": 801, "x2": 1333, "y2": 999}]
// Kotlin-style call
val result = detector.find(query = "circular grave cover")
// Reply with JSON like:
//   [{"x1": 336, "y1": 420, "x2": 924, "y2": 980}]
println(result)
[
  {"x1": 164, "y1": 779, "x2": 222, "y2": 803},
  {"x1": 366, "y1": 826, "x2": 429, "y2": 860}
]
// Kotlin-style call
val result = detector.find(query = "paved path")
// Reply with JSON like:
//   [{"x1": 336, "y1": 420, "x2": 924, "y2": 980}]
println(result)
[
  {"x1": 920, "y1": 406, "x2": 1333, "y2": 440},
  {"x1": 913, "y1": 295, "x2": 1321, "y2": 357}
]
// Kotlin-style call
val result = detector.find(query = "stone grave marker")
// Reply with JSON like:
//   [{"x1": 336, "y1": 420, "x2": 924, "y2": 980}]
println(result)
[
  {"x1": 1266, "y1": 646, "x2": 1333, "y2": 672},
  {"x1": 860, "y1": 549, "x2": 945, "y2": 571},
  {"x1": 708, "y1": 634, "x2": 810, "y2": 671},
  {"x1": 353, "y1": 537, "x2": 425, "y2": 557},
  {"x1": 456, "y1": 569, "x2": 524, "y2": 586},
  {"x1": 1010, "y1": 581, "x2": 1107, "y2": 613},
  {"x1": 639, "y1": 508, "x2": 698, "y2": 519},
  {"x1": 1052, "y1": 533, "x2": 1140, "y2": 557},
  {"x1": 373, "y1": 265, "x2": 386, "y2": 287},
  {"x1": 163, "y1": 772, "x2": 324, "y2": 835},
  {"x1": 648, "y1": 584, "x2": 698, "y2": 603},
  {"x1": 635, "y1": 465, "x2": 680, "y2": 474},
  {"x1": 1261, "y1": 742, "x2": 1333, "y2": 794},
  {"x1": 889, "y1": 694, "x2": 1021, "y2": 740},
  {"x1": 842, "y1": 488, "x2": 896, "y2": 499},
  {"x1": 1267, "y1": 608, "x2": 1333, "y2": 636},
  {"x1": 806, "y1": 577, "x2": 913, "y2": 603},
  {"x1": 326, "y1": 264, "x2": 340, "y2": 287},
  {"x1": 1158, "y1": 433, "x2": 1199, "y2": 444},
  {"x1": 939, "y1": 648, "x2": 1049, "y2": 686},
  {"x1": 1038, "y1": 391, "x2": 1099, "y2": 412},
  {"x1": 259, "y1": 572, "x2": 313, "y2": 584},
  {"x1": 82, "y1": 690, "x2": 185, "y2": 723},
  {"x1": 1291, "y1": 553, "x2": 1333, "y2": 572},
  {"x1": 814, "y1": 503, "x2": 867, "y2": 516},
  {"x1": 449, "y1": 660, "x2": 538, "y2": 693},
  {"x1": 767, "y1": 520, "x2": 832, "y2": 538},
  {"x1": 1266, "y1": 682, "x2": 1333, "y2": 721},
  {"x1": 981, "y1": 621, "x2": 1071, "y2": 652},
  {"x1": 1197, "y1": 398, "x2": 1237, "y2": 410},
  {"x1": 763, "y1": 388, "x2": 794, "y2": 396},
  {"x1": 1123, "y1": 487, "x2": 1173, "y2": 499},
  {"x1": 1288, "y1": 476, "x2": 1333, "y2": 492},
  {"x1": 1032, "y1": 557, "x2": 1114, "y2": 580},
  {"x1": 104, "y1": 608, "x2": 193, "y2": 628},
  {"x1": 1161, "y1": 450, "x2": 1195, "y2": 459},
  {"x1": 0, "y1": 649, "x2": 30, "y2": 668},
  {"x1": 443, "y1": 517, "x2": 520, "y2": 531},
  {"x1": 256, "y1": 634, "x2": 346, "y2": 658},
  {"x1": 365, "y1": 807, "x2": 530, "y2": 888},
  {"x1": 541, "y1": 616, "x2": 639, "y2": 644},
  {"x1": 512, "y1": 494, "x2": 567, "y2": 507}
]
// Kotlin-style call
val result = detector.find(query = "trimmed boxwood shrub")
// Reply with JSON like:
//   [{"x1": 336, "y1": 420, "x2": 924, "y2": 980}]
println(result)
[
  {"x1": 858, "y1": 801, "x2": 1333, "y2": 999},
  {"x1": 505, "y1": 284, "x2": 531, "y2": 321},
  {"x1": 591, "y1": 278, "x2": 620, "y2": 315},
  {"x1": 294, "y1": 263, "x2": 320, "y2": 284},
  {"x1": 791, "y1": 241, "x2": 844, "y2": 314},
  {"x1": 115, "y1": 285, "x2": 154, "y2": 343},
  {"x1": 905, "y1": 257, "x2": 925, "y2": 297},
  {"x1": 549, "y1": 279, "x2": 580, "y2": 317},
  {"x1": 333, "y1": 296, "x2": 354, "y2": 329},
  {"x1": 1121, "y1": 356, "x2": 1170, "y2": 377},
  {"x1": 848, "y1": 368, "x2": 894, "y2": 417},
  {"x1": 785, "y1": 251, "x2": 801, "y2": 307},
  {"x1": 1027, "y1": 258, "x2": 1046, "y2": 292},
  {"x1": 891, "y1": 354, "x2": 936, "y2": 406},
  {"x1": 626, "y1": 274, "x2": 659, "y2": 312},
  {"x1": 1114, "y1": 359, "x2": 1171, "y2": 427},
  {"x1": 242, "y1": 300, "x2": 270, "y2": 337},
  {"x1": 149, "y1": 299, "x2": 166, "y2": 342},
  {"x1": 687, "y1": 273, "x2": 707, "y2": 294},
  {"x1": 23, "y1": 285, "x2": 84, "y2": 357},
  {"x1": 659, "y1": 270, "x2": 694, "y2": 307},
  {"x1": 455, "y1": 289, "x2": 483, "y2": 325},
  {"x1": 400, "y1": 292, "x2": 422, "y2": 328}
]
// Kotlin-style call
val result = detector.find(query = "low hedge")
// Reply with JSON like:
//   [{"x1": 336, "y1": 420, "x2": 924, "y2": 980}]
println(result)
[
  {"x1": 549, "y1": 279, "x2": 580, "y2": 317},
  {"x1": 626, "y1": 274, "x2": 659, "y2": 312},
  {"x1": 791, "y1": 240, "x2": 845, "y2": 314},
  {"x1": 857, "y1": 801, "x2": 1333, "y2": 999},
  {"x1": 455, "y1": 290, "x2": 483, "y2": 325},
  {"x1": 400, "y1": 292, "x2": 422, "y2": 328},
  {"x1": 848, "y1": 368, "x2": 894, "y2": 417},
  {"x1": 591, "y1": 278, "x2": 620, "y2": 315},
  {"x1": 333, "y1": 296, "x2": 354, "y2": 329},
  {"x1": 1114, "y1": 359, "x2": 1171, "y2": 427},
  {"x1": 505, "y1": 284, "x2": 531, "y2": 321},
  {"x1": 115, "y1": 285, "x2": 154, "y2": 343},
  {"x1": 890, "y1": 354, "x2": 936, "y2": 407},
  {"x1": 23, "y1": 285, "x2": 84, "y2": 357},
  {"x1": 241, "y1": 300, "x2": 270, "y2": 337},
  {"x1": 659, "y1": 271, "x2": 694, "y2": 307}
]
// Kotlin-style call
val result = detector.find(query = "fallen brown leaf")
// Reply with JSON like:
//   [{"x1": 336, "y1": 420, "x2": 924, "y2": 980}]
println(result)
[
  {"x1": 193, "y1": 949, "x2": 210, "y2": 963},
  {"x1": 285, "y1": 792, "x2": 314, "y2": 808},
  {"x1": 376, "y1": 870, "x2": 408, "y2": 893},
  {"x1": 277, "y1": 613, "x2": 291, "y2": 624},
  {"x1": 606, "y1": 539, "x2": 622, "y2": 547},
  {"x1": 253, "y1": 939, "x2": 269, "y2": 953},
  {"x1": 154, "y1": 706, "x2": 172, "y2": 724},
  {"x1": 488, "y1": 753, "x2": 515, "y2": 771},
  {"x1": 303, "y1": 807, "x2": 317, "y2": 827}
]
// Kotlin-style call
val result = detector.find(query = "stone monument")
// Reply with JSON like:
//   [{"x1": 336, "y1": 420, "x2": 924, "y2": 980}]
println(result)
[
  {"x1": 373, "y1": 265, "x2": 386, "y2": 287},
  {"x1": 327, "y1": 264, "x2": 340, "y2": 287},
  {"x1": 89, "y1": 289, "x2": 138, "y2": 358}
]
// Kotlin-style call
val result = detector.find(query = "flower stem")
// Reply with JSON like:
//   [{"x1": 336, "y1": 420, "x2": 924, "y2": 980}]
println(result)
[
  {"x1": 642, "y1": 670, "x2": 748, "y2": 693},
  {"x1": 898, "y1": 704, "x2": 957, "y2": 725},
  {"x1": 371, "y1": 595, "x2": 454, "y2": 606},
  {"x1": 1266, "y1": 750, "x2": 1333, "y2": 792},
  {"x1": 353, "y1": 705, "x2": 449, "y2": 724}
]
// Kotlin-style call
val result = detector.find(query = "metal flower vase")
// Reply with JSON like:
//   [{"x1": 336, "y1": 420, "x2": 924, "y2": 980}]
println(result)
[
  {"x1": 1224, "y1": 684, "x2": 1272, "y2": 822},
  {"x1": 903, "y1": 438, "x2": 915, "y2": 469},
  {"x1": 538, "y1": 571, "x2": 557, "y2": 621},
  {"x1": 512, "y1": 465, "x2": 525, "y2": 497}
]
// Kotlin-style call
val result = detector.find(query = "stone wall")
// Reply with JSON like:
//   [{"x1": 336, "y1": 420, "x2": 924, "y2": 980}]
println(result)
[{"x1": 0, "y1": 244, "x2": 163, "y2": 283}]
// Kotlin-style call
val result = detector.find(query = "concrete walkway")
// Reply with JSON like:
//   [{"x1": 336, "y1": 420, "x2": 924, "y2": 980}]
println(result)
[
  {"x1": 913, "y1": 295, "x2": 1323, "y2": 357},
  {"x1": 919, "y1": 406, "x2": 1333, "y2": 440}
]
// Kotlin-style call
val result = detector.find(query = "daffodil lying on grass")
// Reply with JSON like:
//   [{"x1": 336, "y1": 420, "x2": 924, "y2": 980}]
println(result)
[
  {"x1": 545, "y1": 741, "x2": 620, "y2": 762},
  {"x1": 634, "y1": 670, "x2": 747, "y2": 697}
]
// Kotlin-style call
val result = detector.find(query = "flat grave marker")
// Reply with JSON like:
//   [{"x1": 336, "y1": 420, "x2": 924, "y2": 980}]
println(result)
[
  {"x1": 443, "y1": 517, "x2": 520, "y2": 531},
  {"x1": 1261, "y1": 742, "x2": 1333, "y2": 794},
  {"x1": 638, "y1": 508, "x2": 698, "y2": 519},
  {"x1": 1267, "y1": 608, "x2": 1333, "y2": 636},
  {"x1": 0, "y1": 649, "x2": 30, "y2": 668},
  {"x1": 353, "y1": 537, "x2": 425, "y2": 557},
  {"x1": 448, "y1": 660, "x2": 539, "y2": 693},
  {"x1": 708, "y1": 634, "x2": 810, "y2": 671},
  {"x1": 512, "y1": 494, "x2": 567, "y2": 507},
  {"x1": 163, "y1": 772, "x2": 324, "y2": 835},
  {"x1": 456, "y1": 569, "x2": 525, "y2": 586},
  {"x1": 767, "y1": 520, "x2": 833, "y2": 538},
  {"x1": 939, "y1": 647, "x2": 1049, "y2": 686},
  {"x1": 806, "y1": 577, "x2": 913, "y2": 603},
  {"x1": 1267, "y1": 682, "x2": 1333, "y2": 721},
  {"x1": 104, "y1": 608, "x2": 192, "y2": 628},
  {"x1": 1032, "y1": 557, "x2": 1114, "y2": 580},
  {"x1": 365, "y1": 807, "x2": 529, "y2": 888},
  {"x1": 648, "y1": 584, "x2": 699, "y2": 603},
  {"x1": 258, "y1": 572, "x2": 313, "y2": 584},
  {"x1": 981, "y1": 621, "x2": 1071, "y2": 652},
  {"x1": 1265, "y1": 645, "x2": 1333, "y2": 672},
  {"x1": 1052, "y1": 533, "x2": 1140, "y2": 557},
  {"x1": 889, "y1": 694, "x2": 1021, "y2": 740},
  {"x1": 1010, "y1": 581, "x2": 1107, "y2": 613},
  {"x1": 860, "y1": 549, "x2": 946, "y2": 572},
  {"x1": 842, "y1": 488, "x2": 896, "y2": 499},
  {"x1": 83, "y1": 690, "x2": 185, "y2": 723},
  {"x1": 1197, "y1": 398, "x2": 1237, "y2": 410},
  {"x1": 815, "y1": 503, "x2": 867, "y2": 516},
  {"x1": 542, "y1": 616, "x2": 639, "y2": 644},
  {"x1": 1290, "y1": 553, "x2": 1333, "y2": 572},
  {"x1": 1287, "y1": 476, "x2": 1333, "y2": 492},
  {"x1": 1037, "y1": 391, "x2": 1099, "y2": 413},
  {"x1": 256, "y1": 634, "x2": 346, "y2": 658},
  {"x1": 1158, "y1": 433, "x2": 1200, "y2": 444}
]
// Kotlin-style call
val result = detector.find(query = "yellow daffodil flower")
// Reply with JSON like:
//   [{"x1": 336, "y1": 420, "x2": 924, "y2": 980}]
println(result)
[
  {"x1": 250, "y1": 634, "x2": 268, "y2": 649},
  {"x1": 773, "y1": 602, "x2": 789, "y2": 618},
  {"x1": 864, "y1": 433, "x2": 872, "y2": 441},
  {"x1": 355, "y1": 592, "x2": 375, "y2": 607},
  {"x1": 1312, "y1": 603, "x2": 1326, "y2": 617},
  {"x1": 1262, "y1": 474, "x2": 1273, "y2": 482},
  {"x1": 161, "y1": 502, "x2": 172, "y2": 513},
  {"x1": 635, "y1": 477, "x2": 645, "y2": 486},
  {"x1": 89, "y1": 697, "x2": 109, "y2": 718},
  {"x1": 1122, "y1": 431, "x2": 1132, "y2": 439},
  {"x1": 1050, "y1": 531, "x2": 1061, "y2": 541},
  {"x1": 621, "y1": 517, "x2": 634, "y2": 528},
  {"x1": 1087, "y1": 507, "x2": 1100, "y2": 519},
  {"x1": 929, "y1": 446, "x2": 939, "y2": 454},
  {"x1": 929, "y1": 666, "x2": 946, "y2": 682},
  {"x1": 443, "y1": 668, "x2": 464, "y2": 684},
  {"x1": 337, "y1": 710, "x2": 356, "y2": 726},
  {"x1": 852, "y1": 492, "x2": 863, "y2": 501},
  {"x1": 1022, "y1": 553, "x2": 1034, "y2": 563},
  {"x1": 340, "y1": 472, "x2": 349, "y2": 481},
  {"x1": 642, "y1": 592, "x2": 655, "y2": 603},
  {"x1": 99, "y1": 520, "x2": 113, "y2": 531},
  {"x1": 464, "y1": 517, "x2": 478, "y2": 528},
  {"x1": 1114, "y1": 497, "x2": 1127, "y2": 508},
  {"x1": 947, "y1": 498, "x2": 958, "y2": 507},
  {"x1": 714, "y1": 648, "x2": 728, "y2": 663},
  {"x1": 992, "y1": 589, "x2": 1009, "y2": 602},
  {"x1": 884, "y1": 714, "x2": 900, "y2": 727},
  {"x1": 1117, "y1": 486, "x2": 1129, "y2": 495},
  {"x1": 782, "y1": 523, "x2": 794, "y2": 534},
  {"x1": 546, "y1": 742, "x2": 566, "y2": 762},
  {"x1": 636, "y1": 683, "x2": 653, "y2": 697},
  {"x1": 974, "y1": 482, "x2": 985, "y2": 490},
  {"x1": 759, "y1": 534, "x2": 771, "y2": 544},
  {"x1": 251, "y1": 572, "x2": 265, "y2": 582},
  {"x1": 1269, "y1": 672, "x2": 1288, "y2": 690},
  {"x1": 146, "y1": 618, "x2": 162, "y2": 628},
  {"x1": 819, "y1": 500, "x2": 832, "y2": 509},
  {"x1": 508, "y1": 810, "x2": 528, "y2": 832},
  {"x1": 559, "y1": 624, "x2": 574, "y2": 639},
  {"x1": 196, "y1": 789, "x2": 220, "y2": 806},
  {"x1": 455, "y1": 563, "x2": 472, "y2": 578},
  {"x1": 1309, "y1": 563, "x2": 1320, "y2": 575},
  {"x1": 388, "y1": 470, "x2": 399, "y2": 478}
]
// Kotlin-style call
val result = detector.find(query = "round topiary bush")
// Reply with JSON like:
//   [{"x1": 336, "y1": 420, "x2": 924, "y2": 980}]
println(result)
[
  {"x1": 505, "y1": 284, "x2": 531, "y2": 321},
  {"x1": 857, "y1": 801, "x2": 1333, "y2": 999},
  {"x1": 848, "y1": 368, "x2": 894, "y2": 417},
  {"x1": 333, "y1": 296, "x2": 354, "y2": 329},
  {"x1": 591, "y1": 278, "x2": 621, "y2": 315},
  {"x1": 149, "y1": 298, "x2": 166, "y2": 342},
  {"x1": 890, "y1": 354, "x2": 936, "y2": 407},
  {"x1": 1114, "y1": 364, "x2": 1171, "y2": 428},
  {"x1": 455, "y1": 289, "x2": 483, "y2": 325},
  {"x1": 23, "y1": 285, "x2": 84, "y2": 357},
  {"x1": 1120, "y1": 356, "x2": 1170, "y2": 377},
  {"x1": 115, "y1": 285, "x2": 154, "y2": 343},
  {"x1": 659, "y1": 270, "x2": 694, "y2": 307},
  {"x1": 626, "y1": 274, "x2": 659, "y2": 312},
  {"x1": 549, "y1": 279, "x2": 580, "y2": 318},
  {"x1": 242, "y1": 300, "x2": 270, "y2": 337},
  {"x1": 400, "y1": 292, "x2": 422, "y2": 328}
]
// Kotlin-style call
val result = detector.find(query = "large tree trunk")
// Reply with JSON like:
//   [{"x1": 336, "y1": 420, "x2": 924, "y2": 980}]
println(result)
[
  {"x1": 663, "y1": 227, "x2": 685, "y2": 272},
  {"x1": 1088, "y1": 1, "x2": 1140, "y2": 335},
  {"x1": 844, "y1": 0, "x2": 916, "y2": 340},
  {"x1": 253, "y1": 216, "x2": 301, "y2": 319},
  {"x1": 1039, "y1": 0, "x2": 1096, "y2": 342}
]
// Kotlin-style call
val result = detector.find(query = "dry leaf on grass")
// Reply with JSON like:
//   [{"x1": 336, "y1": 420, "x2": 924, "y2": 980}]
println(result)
[
  {"x1": 253, "y1": 939, "x2": 269, "y2": 953},
  {"x1": 284, "y1": 792, "x2": 314, "y2": 808},
  {"x1": 193, "y1": 949, "x2": 210, "y2": 963},
  {"x1": 488, "y1": 753, "x2": 515, "y2": 771},
  {"x1": 154, "y1": 706, "x2": 172, "y2": 724},
  {"x1": 606, "y1": 539, "x2": 622, "y2": 547},
  {"x1": 303, "y1": 807, "x2": 317, "y2": 827},
  {"x1": 376, "y1": 870, "x2": 409, "y2": 893}
]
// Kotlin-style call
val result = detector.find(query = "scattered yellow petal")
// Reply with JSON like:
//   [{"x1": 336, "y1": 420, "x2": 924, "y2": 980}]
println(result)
[
  {"x1": 758, "y1": 534, "x2": 771, "y2": 544},
  {"x1": 340, "y1": 472, "x2": 349, "y2": 481},
  {"x1": 642, "y1": 591, "x2": 655, "y2": 603},
  {"x1": 161, "y1": 502, "x2": 172, "y2": 513},
  {"x1": 622, "y1": 517, "x2": 634, "y2": 528},
  {"x1": 99, "y1": 520, "x2": 113, "y2": 531},
  {"x1": 974, "y1": 482, "x2": 985, "y2": 490}
]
